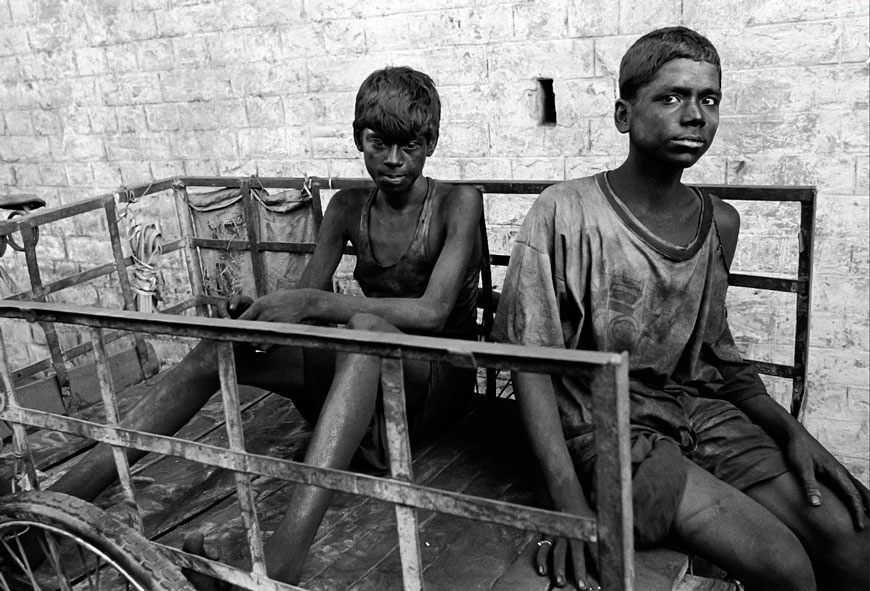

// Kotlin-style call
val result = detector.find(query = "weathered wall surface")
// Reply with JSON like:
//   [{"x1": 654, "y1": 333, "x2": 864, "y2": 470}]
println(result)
[{"x1": 0, "y1": 0, "x2": 867, "y2": 480}]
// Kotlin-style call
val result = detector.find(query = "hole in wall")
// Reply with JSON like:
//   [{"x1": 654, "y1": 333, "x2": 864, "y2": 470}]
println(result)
[{"x1": 537, "y1": 78, "x2": 557, "y2": 126}]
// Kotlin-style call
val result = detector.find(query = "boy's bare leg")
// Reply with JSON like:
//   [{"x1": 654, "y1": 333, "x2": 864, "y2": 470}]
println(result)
[
  {"x1": 669, "y1": 460, "x2": 816, "y2": 591},
  {"x1": 48, "y1": 339, "x2": 308, "y2": 503},
  {"x1": 744, "y1": 473, "x2": 869, "y2": 591},
  {"x1": 49, "y1": 339, "x2": 225, "y2": 502},
  {"x1": 261, "y1": 313, "x2": 430, "y2": 585}
]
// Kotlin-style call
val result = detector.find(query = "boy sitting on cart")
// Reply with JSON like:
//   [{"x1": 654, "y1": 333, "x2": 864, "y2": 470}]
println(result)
[
  {"x1": 493, "y1": 26, "x2": 869, "y2": 591},
  {"x1": 48, "y1": 65, "x2": 483, "y2": 587}
]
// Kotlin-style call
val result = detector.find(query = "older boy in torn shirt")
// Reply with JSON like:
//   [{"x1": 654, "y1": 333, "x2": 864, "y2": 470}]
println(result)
[{"x1": 492, "y1": 26, "x2": 868, "y2": 591}]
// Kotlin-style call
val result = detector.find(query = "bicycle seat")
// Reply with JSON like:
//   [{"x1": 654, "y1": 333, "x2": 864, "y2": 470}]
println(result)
[{"x1": 0, "y1": 194, "x2": 45, "y2": 212}]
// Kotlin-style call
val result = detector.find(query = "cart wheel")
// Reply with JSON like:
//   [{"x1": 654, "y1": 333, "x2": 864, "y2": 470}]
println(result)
[{"x1": 0, "y1": 491, "x2": 194, "y2": 591}]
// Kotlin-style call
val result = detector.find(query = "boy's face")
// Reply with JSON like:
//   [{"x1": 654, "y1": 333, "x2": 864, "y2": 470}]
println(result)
[
  {"x1": 357, "y1": 128, "x2": 436, "y2": 195},
  {"x1": 615, "y1": 58, "x2": 721, "y2": 169}
]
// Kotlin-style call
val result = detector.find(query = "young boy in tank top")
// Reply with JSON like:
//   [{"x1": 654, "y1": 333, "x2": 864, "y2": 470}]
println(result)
[
  {"x1": 493, "y1": 27, "x2": 868, "y2": 591},
  {"x1": 43, "y1": 66, "x2": 483, "y2": 587}
]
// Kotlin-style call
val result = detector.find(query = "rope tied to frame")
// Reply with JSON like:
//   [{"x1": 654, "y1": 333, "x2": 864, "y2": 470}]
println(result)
[{"x1": 128, "y1": 222, "x2": 164, "y2": 313}]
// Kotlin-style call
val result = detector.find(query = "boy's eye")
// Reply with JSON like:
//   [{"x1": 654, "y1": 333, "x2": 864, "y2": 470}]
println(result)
[
  {"x1": 404, "y1": 142, "x2": 421, "y2": 151},
  {"x1": 661, "y1": 95, "x2": 679, "y2": 105},
  {"x1": 701, "y1": 96, "x2": 719, "y2": 107}
]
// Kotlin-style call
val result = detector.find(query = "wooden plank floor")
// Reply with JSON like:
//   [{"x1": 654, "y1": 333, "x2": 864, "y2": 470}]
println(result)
[{"x1": 2, "y1": 355, "x2": 731, "y2": 591}]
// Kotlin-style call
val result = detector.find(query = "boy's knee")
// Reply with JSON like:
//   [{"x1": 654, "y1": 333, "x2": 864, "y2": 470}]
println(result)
[{"x1": 346, "y1": 313, "x2": 390, "y2": 332}]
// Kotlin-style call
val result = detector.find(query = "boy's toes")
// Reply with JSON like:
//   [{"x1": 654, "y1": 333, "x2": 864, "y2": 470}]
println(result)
[
  {"x1": 182, "y1": 531, "x2": 207, "y2": 556},
  {"x1": 182, "y1": 531, "x2": 225, "y2": 591}
]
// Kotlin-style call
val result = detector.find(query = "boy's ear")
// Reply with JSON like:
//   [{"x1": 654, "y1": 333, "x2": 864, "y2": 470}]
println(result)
[
  {"x1": 426, "y1": 134, "x2": 438, "y2": 156},
  {"x1": 614, "y1": 99, "x2": 631, "y2": 134},
  {"x1": 354, "y1": 134, "x2": 364, "y2": 152}
]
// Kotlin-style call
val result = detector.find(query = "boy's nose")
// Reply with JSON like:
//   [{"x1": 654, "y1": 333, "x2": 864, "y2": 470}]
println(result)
[
  {"x1": 682, "y1": 101, "x2": 705, "y2": 126},
  {"x1": 385, "y1": 144, "x2": 402, "y2": 165}
]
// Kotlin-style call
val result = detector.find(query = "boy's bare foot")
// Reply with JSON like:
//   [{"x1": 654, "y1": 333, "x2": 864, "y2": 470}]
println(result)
[{"x1": 182, "y1": 531, "x2": 229, "y2": 591}]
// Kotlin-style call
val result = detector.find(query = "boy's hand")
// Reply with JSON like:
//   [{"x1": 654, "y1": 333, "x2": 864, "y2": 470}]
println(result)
[
  {"x1": 238, "y1": 289, "x2": 314, "y2": 325},
  {"x1": 785, "y1": 428, "x2": 870, "y2": 529},
  {"x1": 534, "y1": 535, "x2": 600, "y2": 590},
  {"x1": 216, "y1": 294, "x2": 254, "y2": 319}
]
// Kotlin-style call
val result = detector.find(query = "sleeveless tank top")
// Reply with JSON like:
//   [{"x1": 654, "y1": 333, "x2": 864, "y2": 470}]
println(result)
[{"x1": 353, "y1": 178, "x2": 479, "y2": 340}]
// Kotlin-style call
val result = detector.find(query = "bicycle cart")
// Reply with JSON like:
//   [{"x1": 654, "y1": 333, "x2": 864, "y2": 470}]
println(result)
[{"x1": 0, "y1": 177, "x2": 814, "y2": 591}]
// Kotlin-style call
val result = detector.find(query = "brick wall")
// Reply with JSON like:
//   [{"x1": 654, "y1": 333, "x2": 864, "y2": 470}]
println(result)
[{"x1": 0, "y1": 0, "x2": 867, "y2": 481}]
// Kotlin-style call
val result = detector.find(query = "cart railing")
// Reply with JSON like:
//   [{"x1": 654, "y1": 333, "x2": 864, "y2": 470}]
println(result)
[{"x1": 0, "y1": 299, "x2": 633, "y2": 591}]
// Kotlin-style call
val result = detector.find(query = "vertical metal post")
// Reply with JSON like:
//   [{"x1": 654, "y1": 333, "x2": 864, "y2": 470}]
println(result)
[
  {"x1": 0, "y1": 327, "x2": 40, "y2": 492},
  {"x1": 380, "y1": 356, "x2": 424, "y2": 591},
  {"x1": 216, "y1": 341, "x2": 267, "y2": 576},
  {"x1": 19, "y1": 222, "x2": 78, "y2": 413},
  {"x1": 103, "y1": 199, "x2": 158, "y2": 378},
  {"x1": 791, "y1": 195, "x2": 815, "y2": 419},
  {"x1": 89, "y1": 326, "x2": 144, "y2": 533},
  {"x1": 241, "y1": 181, "x2": 267, "y2": 298},
  {"x1": 592, "y1": 353, "x2": 633, "y2": 591},
  {"x1": 172, "y1": 179, "x2": 209, "y2": 317}
]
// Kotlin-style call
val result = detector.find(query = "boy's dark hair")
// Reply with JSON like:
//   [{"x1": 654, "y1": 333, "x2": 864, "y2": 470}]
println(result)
[
  {"x1": 619, "y1": 26, "x2": 721, "y2": 101},
  {"x1": 353, "y1": 66, "x2": 441, "y2": 146}
]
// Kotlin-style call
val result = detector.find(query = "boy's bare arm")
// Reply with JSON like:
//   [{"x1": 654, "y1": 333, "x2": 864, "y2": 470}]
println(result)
[
  {"x1": 243, "y1": 185, "x2": 483, "y2": 332},
  {"x1": 513, "y1": 371, "x2": 598, "y2": 590}
]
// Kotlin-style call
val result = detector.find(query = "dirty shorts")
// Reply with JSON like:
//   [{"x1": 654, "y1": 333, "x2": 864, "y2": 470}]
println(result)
[{"x1": 570, "y1": 396, "x2": 790, "y2": 546}]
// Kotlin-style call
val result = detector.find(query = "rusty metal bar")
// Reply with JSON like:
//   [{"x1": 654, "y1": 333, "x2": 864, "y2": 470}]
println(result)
[
  {"x1": 592, "y1": 354, "x2": 633, "y2": 591},
  {"x1": 18, "y1": 222, "x2": 78, "y2": 413},
  {"x1": 381, "y1": 357, "x2": 424, "y2": 591},
  {"x1": 0, "y1": 405, "x2": 598, "y2": 541},
  {"x1": 165, "y1": 544, "x2": 303, "y2": 591},
  {"x1": 0, "y1": 301, "x2": 622, "y2": 374},
  {"x1": 241, "y1": 181, "x2": 268, "y2": 298},
  {"x1": 103, "y1": 199, "x2": 158, "y2": 378},
  {"x1": 791, "y1": 196, "x2": 815, "y2": 418},
  {"x1": 88, "y1": 326, "x2": 143, "y2": 533},
  {"x1": 216, "y1": 341, "x2": 267, "y2": 576},
  {"x1": 172, "y1": 179, "x2": 209, "y2": 317},
  {"x1": 0, "y1": 328, "x2": 40, "y2": 492},
  {"x1": 0, "y1": 194, "x2": 112, "y2": 235},
  {"x1": 114, "y1": 178, "x2": 177, "y2": 203}
]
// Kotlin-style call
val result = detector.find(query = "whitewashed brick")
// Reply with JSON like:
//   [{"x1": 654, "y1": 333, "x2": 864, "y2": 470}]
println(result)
[
  {"x1": 510, "y1": 158, "x2": 565, "y2": 181},
  {"x1": 488, "y1": 39, "x2": 596, "y2": 82},
  {"x1": 153, "y1": 5, "x2": 227, "y2": 38},
  {"x1": 150, "y1": 160, "x2": 186, "y2": 180},
  {"x1": 103, "y1": 72, "x2": 163, "y2": 105},
  {"x1": 65, "y1": 163, "x2": 94, "y2": 186},
  {"x1": 0, "y1": 27, "x2": 29, "y2": 57},
  {"x1": 75, "y1": 47, "x2": 107, "y2": 76},
  {"x1": 685, "y1": 0, "x2": 868, "y2": 30},
  {"x1": 104, "y1": 133, "x2": 170, "y2": 161},
  {"x1": 0, "y1": 135, "x2": 50, "y2": 161},
  {"x1": 118, "y1": 161, "x2": 154, "y2": 186},
  {"x1": 618, "y1": 0, "x2": 681, "y2": 34},
  {"x1": 115, "y1": 106, "x2": 148, "y2": 134},
  {"x1": 137, "y1": 39, "x2": 176, "y2": 72},
  {"x1": 32, "y1": 111, "x2": 61, "y2": 135},
  {"x1": 567, "y1": 0, "x2": 620, "y2": 37},
  {"x1": 161, "y1": 69, "x2": 235, "y2": 102},
  {"x1": 711, "y1": 21, "x2": 841, "y2": 70},
  {"x1": 89, "y1": 162, "x2": 123, "y2": 186},
  {"x1": 5, "y1": 110, "x2": 33, "y2": 135},
  {"x1": 513, "y1": 0, "x2": 569, "y2": 40},
  {"x1": 145, "y1": 104, "x2": 182, "y2": 131},
  {"x1": 182, "y1": 160, "x2": 219, "y2": 176},
  {"x1": 87, "y1": 107, "x2": 119, "y2": 134},
  {"x1": 12, "y1": 163, "x2": 40, "y2": 185},
  {"x1": 246, "y1": 96, "x2": 285, "y2": 127}
]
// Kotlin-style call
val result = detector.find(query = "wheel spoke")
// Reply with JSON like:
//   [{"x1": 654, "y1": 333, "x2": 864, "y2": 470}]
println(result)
[{"x1": 36, "y1": 529, "x2": 74, "y2": 591}]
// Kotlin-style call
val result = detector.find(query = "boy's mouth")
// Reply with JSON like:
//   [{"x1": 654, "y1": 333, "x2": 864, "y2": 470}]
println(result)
[{"x1": 671, "y1": 137, "x2": 706, "y2": 149}]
